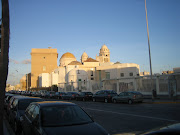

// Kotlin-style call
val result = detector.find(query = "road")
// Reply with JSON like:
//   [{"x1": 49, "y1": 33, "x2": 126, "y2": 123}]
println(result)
[{"x1": 52, "y1": 99, "x2": 180, "y2": 135}]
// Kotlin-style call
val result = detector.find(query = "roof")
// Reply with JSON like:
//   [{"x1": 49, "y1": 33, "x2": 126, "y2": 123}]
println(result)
[
  {"x1": 84, "y1": 58, "x2": 99, "y2": 62},
  {"x1": 32, "y1": 101, "x2": 76, "y2": 107},
  {"x1": 68, "y1": 61, "x2": 82, "y2": 65},
  {"x1": 114, "y1": 61, "x2": 121, "y2": 64},
  {"x1": 61, "y1": 52, "x2": 76, "y2": 59},
  {"x1": 14, "y1": 96, "x2": 42, "y2": 100}
]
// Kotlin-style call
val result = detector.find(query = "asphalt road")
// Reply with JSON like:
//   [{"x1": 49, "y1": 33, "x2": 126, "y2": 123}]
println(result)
[{"x1": 52, "y1": 99, "x2": 180, "y2": 135}]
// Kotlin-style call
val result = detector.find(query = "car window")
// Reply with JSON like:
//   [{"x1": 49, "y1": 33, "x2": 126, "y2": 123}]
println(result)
[
  {"x1": 119, "y1": 92, "x2": 124, "y2": 96},
  {"x1": 32, "y1": 106, "x2": 40, "y2": 120},
  {"x1": 41, "y1": 105, "x2": 93, "y2": 127},
  {"x1": 12, "y1": 99, "x2": 18, "y2": 108},
  {"x1": 26, "y1": 105, "x2": 36, "y2": 121}
]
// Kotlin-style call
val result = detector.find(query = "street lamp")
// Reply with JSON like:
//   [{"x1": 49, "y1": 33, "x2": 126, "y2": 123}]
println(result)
[{"x1": 145, "y1": 0, "x2": 154, "y2": 100}]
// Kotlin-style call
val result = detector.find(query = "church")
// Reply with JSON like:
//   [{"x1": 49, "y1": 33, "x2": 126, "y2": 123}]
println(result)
[{"x1": 37, "y1": 45, "x2": 140, "y2": 93}]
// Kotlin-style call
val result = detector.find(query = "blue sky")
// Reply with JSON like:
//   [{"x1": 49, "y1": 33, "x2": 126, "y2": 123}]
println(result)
[{"x1": 6, "y1": 0, "x2": 180, "y2": 85}]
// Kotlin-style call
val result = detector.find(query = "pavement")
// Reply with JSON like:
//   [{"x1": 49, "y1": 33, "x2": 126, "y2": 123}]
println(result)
[
  {"x1": 143, "y1": 96, "x2": 180, "y2": 104},
  {"x1": 3, "y1": 115, "x2": 15, "y2": 135}
]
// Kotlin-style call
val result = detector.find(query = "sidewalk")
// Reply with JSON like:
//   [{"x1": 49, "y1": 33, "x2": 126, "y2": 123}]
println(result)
[
  {"x1": 3, "y1": 116, "x2": 15, "y2": 135},
  {"x1": 143, "y1": 98, "x2": 180, "y2": 104}
]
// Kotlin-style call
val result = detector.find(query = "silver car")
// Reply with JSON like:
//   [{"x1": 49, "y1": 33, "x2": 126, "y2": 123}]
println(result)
[{"x1": 112, "y1": 91, "x2": 143, "y2": 104}]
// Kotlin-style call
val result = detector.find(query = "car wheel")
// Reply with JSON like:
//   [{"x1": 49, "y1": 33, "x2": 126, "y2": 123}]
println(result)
[
  {"x1": 128, "y1": 99, "x2": 133, "y2": 105},
  {"x1": 104, "y1": 98, "x2": 108, "y2": 103},
  {"x1": 93, "y1": 98, "x2": 96, "y2": 102},
  {"x1": 113, "y1": 99, "x2": 117, "y2": 103}
]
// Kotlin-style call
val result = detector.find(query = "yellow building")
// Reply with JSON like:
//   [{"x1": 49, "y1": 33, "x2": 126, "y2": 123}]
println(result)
[{"x1": 31, "y1": 48, "x2": 58, "y2": 88}]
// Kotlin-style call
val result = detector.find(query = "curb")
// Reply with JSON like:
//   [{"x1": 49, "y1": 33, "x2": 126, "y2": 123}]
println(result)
[{"x1": 144, "y1": 101, "x2": 180, "y2": 104}]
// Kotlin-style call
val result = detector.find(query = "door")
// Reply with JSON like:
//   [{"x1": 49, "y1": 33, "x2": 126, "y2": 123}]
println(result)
[
  {"x1": 118, "y1": 92, "x2": 125, "y2": 102},
  {"x1": 22, "y1": 105, "x2": 36, "y2": 135}
]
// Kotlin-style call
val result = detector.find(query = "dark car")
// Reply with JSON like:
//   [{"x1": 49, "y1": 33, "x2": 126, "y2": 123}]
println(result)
[
  {"x1": 142, "y1": 123, "x2": 180, "y2": 135},
  {"x1": 92, "y1": 90, "x2": 117, "y2": 103},
  {"x1": 4, "y1": 94, "x2": 14, "y2": 110},
  {"x1": 21, "y1": 101, "x2": 109, "y2": 135},
  {"x1": 112, "y1": 91, "x2": 143, "y2": 104},
  {"x1": 9, "y1": 96, "x2": 44, "y2": 134},
  {"x1": 55, "y1": 92, "x2": 67, "y2": 99},
  {"x1": 49, "y1": 91, "x2": 56, "y2": 98},
  {"x1": 76, "y1": 92, "x2": 93, "y2": 101},
  {"x1": 61, "y1": 92, "x2": 79, "y2": 100},
  {"x1": 7, "y1": 95, "x2": 22, "y2": 116}
]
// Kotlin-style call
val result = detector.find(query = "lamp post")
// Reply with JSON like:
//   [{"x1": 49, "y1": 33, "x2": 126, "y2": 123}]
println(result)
[{"x1": 145, "y1": 0, "x2": 154, "y2": 100}]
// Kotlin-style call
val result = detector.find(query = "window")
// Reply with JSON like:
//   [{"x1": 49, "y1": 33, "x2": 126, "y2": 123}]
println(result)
[
  {"x1": 129, "y1": 72, "x2": 133, "y2": 76},
  {"x1": 32, "y1": 106, "x2": 39, "y2": 120},
  {"x1": 129, "y1": 82, "x2": 133, "y2": 86},
  {"x1": 91, "y1": 71, "x2": 93, "y2": 76},
  {"x1": 121, "y1": 73, "x2": 124, "y2": 77},
  {"x1": 91, "y1": 78, "x2": 94, "y2": 80},
  {"x1": 106, "y1": 72, "x2": 110, "y2": 79},
  {"x1": 43, "y1": 66, "x2": 46, "y2": 71},
  {"x1": 26, "y1": 105, "x2": 36, "y2": 121}
]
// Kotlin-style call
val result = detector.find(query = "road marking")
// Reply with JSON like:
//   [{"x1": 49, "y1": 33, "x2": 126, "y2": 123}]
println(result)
[{"x1": 84, "y1": 107, "x2": 179, "y2": 122}]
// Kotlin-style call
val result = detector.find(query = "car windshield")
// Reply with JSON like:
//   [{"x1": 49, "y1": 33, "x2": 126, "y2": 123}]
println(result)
[
  {"x1": 41, "y1": 105, "x2": 93, "y2": 127},
  {"x1": 106, "y1": 91, "x2": 117, "y2": 94},
  {"x1": 18, "y1": 99, "x2": 42, "y2": 110}
]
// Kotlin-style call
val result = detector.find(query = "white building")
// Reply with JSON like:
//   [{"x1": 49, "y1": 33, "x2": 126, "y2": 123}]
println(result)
[{"x1": 38, "y1": 45, "x2": 140, "y2": 92}]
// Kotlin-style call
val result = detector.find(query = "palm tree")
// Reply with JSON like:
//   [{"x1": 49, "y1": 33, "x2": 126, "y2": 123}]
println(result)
[{"x1": 0, "y1": 0, "x2": 10, "y2": 134}]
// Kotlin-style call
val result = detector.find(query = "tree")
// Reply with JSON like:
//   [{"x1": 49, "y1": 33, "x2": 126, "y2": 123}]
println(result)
[{"x1": 0, "y1": 0, "x2": 10, "y2": 134}]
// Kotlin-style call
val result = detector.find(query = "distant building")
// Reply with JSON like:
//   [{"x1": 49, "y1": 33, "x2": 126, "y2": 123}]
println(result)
[
  {"x1": 173, "y1": 67, "x2": 180, "y2": 73},
  {"x1": 31, "y1": 48, "x2": 58, "y2": 88},
  {"x1": 38, "y1": 45, "x2": 140, "y2": 92},
  {"x1": 140, "y1": 71, "x2": 150, "y2": 76},
  {"x1": 162, "y1": 70, "x2": 174, "y2": 74}
]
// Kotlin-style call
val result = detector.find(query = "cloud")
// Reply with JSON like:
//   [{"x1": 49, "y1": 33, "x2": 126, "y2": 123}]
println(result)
[
  {"x1": 21, "y1": 59, "x2": 31, "y2": 64},
  {"x1": 9, "y1": 58, "x2": 31, "y2": 64},
  {"x1": 9, "y1": 58, "x2": 19, "y2": 64}
]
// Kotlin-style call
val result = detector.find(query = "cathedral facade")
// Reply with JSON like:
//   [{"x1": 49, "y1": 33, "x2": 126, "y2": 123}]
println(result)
[{"x1": 38, "y1": 45, "x2": 140, "y2": 93}]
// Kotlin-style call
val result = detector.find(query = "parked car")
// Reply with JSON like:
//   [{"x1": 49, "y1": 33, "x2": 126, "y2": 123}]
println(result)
[
  {"x1": 92, "y1": 90, "x2": 117, "y2": 103},
  {"x1": 61, "y1": 92, "x2": 79, "y2": 100},
  {"x1": 39, "y1": 90, "x2": 48, "y2": 98},
  {"x1": 21, "y1": 101, "x2": 109, "y2": 135},
  {"x1": 76, "y1": 92, "x2": 93, "y2": 101},
  {"x1": 142, "y1": 123, "x2": 180, "y2": 135},
  {"x1": 112, "y1": 91, "x2": 143, "y2": 104},
  {"x1": 55, "y1": 92, "x2": 66, "y2": 99},
  {"x1": 35, "y1": 91, "x2": 41, "y2": 97},
  {"x1": 4, "y1": 94, "x2": 14, "y2": 110},
  {"x1": 49, "y1": 91, "x2": 56, "y2": 98},
  {"x1": 9, "y1": 96, "x2": 44, "y2": 134},
  {"x1": 7, "y1": 95, "x2": 22, "y2": 116},
  {"x1": 31, "y1": 92, "x2": 37, "y2": 97}
]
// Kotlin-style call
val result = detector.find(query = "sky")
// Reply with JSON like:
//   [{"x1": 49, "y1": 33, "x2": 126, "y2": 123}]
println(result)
[{"x1": 4, "y1": 0, "x2": 180, "y2": 85}]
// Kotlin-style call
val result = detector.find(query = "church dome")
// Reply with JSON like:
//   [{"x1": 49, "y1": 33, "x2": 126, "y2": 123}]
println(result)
[
  {"x1": 61, "y1": 52, "x2": 76, "y2": 59},
  {"x1": 60, "y1": 52, "x2": 76, "y2": 67},
  {"x1": 81, "y1": 52, "x2": 88, "y2": 57}
]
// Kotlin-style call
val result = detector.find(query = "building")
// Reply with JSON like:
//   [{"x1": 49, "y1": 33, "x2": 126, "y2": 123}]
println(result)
[
  {"x1": 38, "y1": 45, "x2": 140, "y2": 93},
  {"x1": 31, "y1": 48, "x2": 58, "y2": 88}
]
